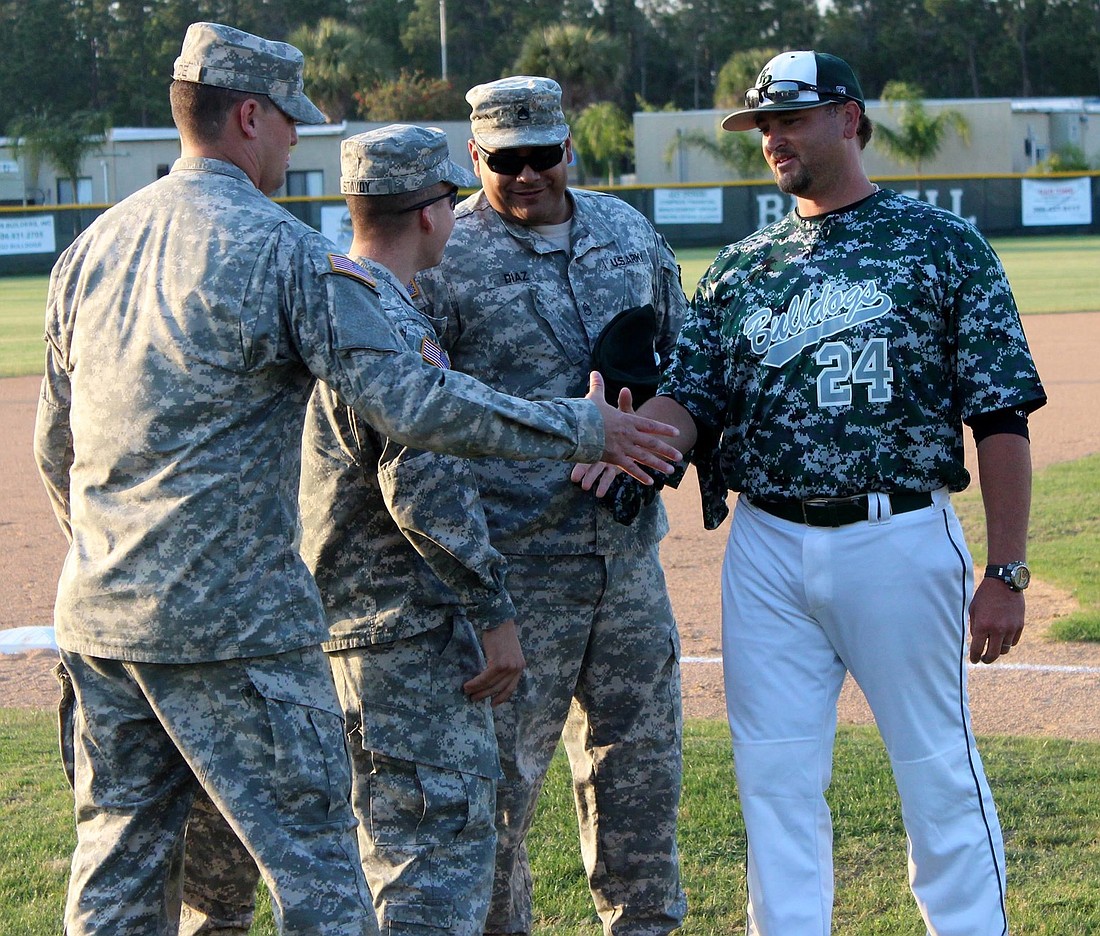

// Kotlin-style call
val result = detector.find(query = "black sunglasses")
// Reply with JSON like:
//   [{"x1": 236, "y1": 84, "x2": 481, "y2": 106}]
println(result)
[
  {"x1": 744, "y1": 79, "x2": 858, "y2": 109},
  {"x1": 398, "y1": 187, "x2": 459, "y2": 214},
  {"x1": 475, "y1": 141, "x2": 566, "y2": 176}
]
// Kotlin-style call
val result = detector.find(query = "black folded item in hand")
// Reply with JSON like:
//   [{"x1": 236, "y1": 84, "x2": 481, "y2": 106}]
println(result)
[
  {"x1": 602, "y1": 472, "x2": 660, "y2": 526},
  {"x1": 598, "y1": 460, "x2": 688, "y2": 526},
  {"x1": 590, "y1": 304, "x2": 660, "y2": 406}
]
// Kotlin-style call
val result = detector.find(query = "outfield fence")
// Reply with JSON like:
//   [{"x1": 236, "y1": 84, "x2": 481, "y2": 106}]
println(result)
[{"x1": 2, "y1": 172, "x2": 1097, "y2": 276}]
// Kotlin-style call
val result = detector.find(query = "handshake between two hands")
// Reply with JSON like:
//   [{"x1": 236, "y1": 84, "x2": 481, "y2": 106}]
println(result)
[{"x1": 578, "y1": 371, "x2": 686, "y2": 525}]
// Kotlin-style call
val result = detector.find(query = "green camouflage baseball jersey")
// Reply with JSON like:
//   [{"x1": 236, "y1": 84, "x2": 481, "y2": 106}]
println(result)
[
  {"x1": 413, "y1": 187, "x2": 686, "y2": 555},
  {"x1": 301, "y1": 258, "x2": 516, "y2": 650},
  {"x1": 34, "y1": 158, "x2": 605, "y2": 664},
  {"x1": 661, "y1": 189, "x2": 1047, "y2": 528}
]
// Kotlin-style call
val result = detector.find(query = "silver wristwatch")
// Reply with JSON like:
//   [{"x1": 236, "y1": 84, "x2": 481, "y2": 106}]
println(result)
[{"x1": 984, "y1": 561, "x2": 1031, "y2": 592}]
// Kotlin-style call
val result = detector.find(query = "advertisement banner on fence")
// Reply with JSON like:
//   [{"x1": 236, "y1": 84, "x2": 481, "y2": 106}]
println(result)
[
  {"x1": 0, "y1": 215, "x2": 55, "y2": 255},
  {"x1": 654, "y1": 187, "x2": 723, "y2": 225},
  {"x1": 1021, "y1": 177, "x2": 1092, "y2": 226},
  {"x1": 320, "y1": 205, "x2": 353, "y2": 253}
]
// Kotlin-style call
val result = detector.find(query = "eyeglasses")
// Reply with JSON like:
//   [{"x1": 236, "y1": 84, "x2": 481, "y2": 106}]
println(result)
[
  {"x1": 744, "y1": 80, "x2": 858, "y2": 109},
  {"x1": 398, "y1": 187, "x2": 459, "y2": 214},
  {"x1": 475, "y1": 141, "x2": 566, "y2": 176}
]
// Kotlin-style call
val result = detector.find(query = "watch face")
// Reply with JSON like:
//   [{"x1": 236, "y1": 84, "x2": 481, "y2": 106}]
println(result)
[{"x1": 985, "y1": 562, "x2": 1031, "y2": 591}]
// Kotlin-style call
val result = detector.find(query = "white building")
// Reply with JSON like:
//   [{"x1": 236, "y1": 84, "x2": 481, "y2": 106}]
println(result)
[
  {"x1": 638, "y1": 97, "x2": 1100, "y2": 185},
  {"x1": 0, "y1": 121, "x2": 475, "y2": 207},
  {"x1": 1, "y1": 99, "x2": 1097, "y2": 207}
]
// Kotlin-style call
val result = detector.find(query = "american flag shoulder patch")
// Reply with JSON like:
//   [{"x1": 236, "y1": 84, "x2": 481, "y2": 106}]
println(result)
[
  {"x1": 420, "y1": 335, "x2": 451, "y2": 369},
  {"x1": 328, "y1": 254, "x2": 377, "y2": 290}
]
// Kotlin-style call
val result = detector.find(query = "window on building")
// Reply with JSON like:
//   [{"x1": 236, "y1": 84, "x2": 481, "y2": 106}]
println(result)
[
  {"x1": 156, "y1": 164, "x2": 170, "y2": 179},
  {"x1": 57, "y1": 177, "x2": 93, "y2": 204},
  {"x1": 286, "y1": 170, "x2": 323, "y2": 197},
  {"x1": 284, "y1": 169, "x2": 324, "y2": 230}
]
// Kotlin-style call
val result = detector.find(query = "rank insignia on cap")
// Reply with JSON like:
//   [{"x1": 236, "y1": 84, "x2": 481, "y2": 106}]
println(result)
[
  {"x1": 420, "y1": 335, "x2": 451, "y2": 369},
  {"x1": 328, "y1": 254, "x2": 377, "y2": 289}
]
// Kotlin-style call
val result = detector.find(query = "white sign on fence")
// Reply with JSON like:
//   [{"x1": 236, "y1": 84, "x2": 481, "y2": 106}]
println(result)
[
  {"x1": 320, "y1": 205, "x2": 353, "y2": 253},
  {"x1": 0, "y1": 214, "x2": 55, "y2": 255},
  {"x1": 1021, "y1": 177, "x2": 1092, "y2": 226},
  {"x1": 653, "y1": 187, "x2": 723, "y2": 225}
]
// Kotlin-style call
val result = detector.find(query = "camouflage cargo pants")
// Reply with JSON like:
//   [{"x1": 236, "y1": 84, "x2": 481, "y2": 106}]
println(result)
[
  {"x1": 331, "y1": 614, "x2": 500, "y2": 934},
  {"x1": 486, "y1": 548, "x2": 687, "y2": 935},
  {"x1": 178, "y1": 791, "x2": 258, "y2": 935},
  {"x1": 56, "y1": 647, "x2": 376, "y2": 936},
  {"x1": 177, "y1": 616, "x2": 500, "y2": 934}
]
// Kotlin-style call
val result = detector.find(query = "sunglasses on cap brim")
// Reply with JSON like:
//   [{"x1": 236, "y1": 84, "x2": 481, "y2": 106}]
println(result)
[
  {"x1": 474, "y1": 141, "x2": 566, "y2": 176},
  {"x1": 744, "y1": 79, "x2": 861, "y2": 110}
]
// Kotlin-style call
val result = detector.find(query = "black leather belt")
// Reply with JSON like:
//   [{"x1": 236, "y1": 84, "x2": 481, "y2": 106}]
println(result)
[{"x1": 749, "y1": 492, "x2": 934, "y2": 527}]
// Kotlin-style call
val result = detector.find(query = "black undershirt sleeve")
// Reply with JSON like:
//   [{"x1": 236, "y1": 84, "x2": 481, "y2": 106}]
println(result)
[{"x1": 965, "y1": 406, "x2": 1030, "y2": 445}]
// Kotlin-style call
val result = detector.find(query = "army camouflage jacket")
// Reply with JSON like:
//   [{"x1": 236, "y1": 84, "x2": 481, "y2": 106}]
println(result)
[
  {"x1": 300, "y1": 260, "x2": 515, "y2": 650},
  {"x1": 34, "y1": 158, "x2": 604, "y2": 663},
  {"x1": 414, "y1": 187, "x2": 687, "y2": 555},
  {"x1": 661, "y1": 189, "x2": 1046, "y2": 529}
]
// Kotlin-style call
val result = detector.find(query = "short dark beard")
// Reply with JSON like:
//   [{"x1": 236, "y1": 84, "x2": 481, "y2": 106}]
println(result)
[{"x1": 775, "y1": 164, "x2": 811, "y2": 196}]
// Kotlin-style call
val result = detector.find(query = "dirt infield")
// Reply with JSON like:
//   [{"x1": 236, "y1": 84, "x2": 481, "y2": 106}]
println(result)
[{"x1": 2, "y1": 312, "x2": 1098, "y2": 739}]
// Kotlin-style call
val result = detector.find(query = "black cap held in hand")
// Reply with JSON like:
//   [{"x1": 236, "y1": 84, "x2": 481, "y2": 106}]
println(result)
[{"x1": 590, "y1": 304, "x2": 660, "y2": 406}]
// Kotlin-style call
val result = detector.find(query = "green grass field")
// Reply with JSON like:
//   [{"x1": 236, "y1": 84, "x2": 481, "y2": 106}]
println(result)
[
  {"x1": 953, "y1": 453, "x2": 1100, "y2": 639},
  {"x1": 0, "y1": 275, "x2": 48, "y2": 378},
  {"x1": 3, "y1": 712, "x2": 1099, "y2": 934}
]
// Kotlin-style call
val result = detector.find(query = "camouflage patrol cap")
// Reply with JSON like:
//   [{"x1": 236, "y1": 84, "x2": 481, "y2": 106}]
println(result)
[
  {"x1": 341, "y1": 125, "x2": 476, "y2": 196},
  {"x1": 465, "y1": 76, "x2": 569, "y2": 149},
  {"x1": 173, "y1": 22, "x2": 327, "y2": 125}
]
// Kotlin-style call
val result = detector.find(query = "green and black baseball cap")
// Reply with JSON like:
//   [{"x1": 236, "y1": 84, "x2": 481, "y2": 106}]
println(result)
[{"x1": 722, "y1": 51, "x2": 865, "y2": 132}]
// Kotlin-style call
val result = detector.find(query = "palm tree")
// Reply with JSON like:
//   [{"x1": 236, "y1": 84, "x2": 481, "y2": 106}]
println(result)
[
  {"x1": 714, "y1": 48, "x2": 782, "y2": 109},
  {"x1": 288, "y1": 19, "x2": 391, "y2": 122},
  {"x1": 873, "y1": 82, "x2": 970, "y2": 197},
  {"x1": 8, "y1": 109, "x2": 107, "y2": 217},
  {"x1": 665, "y1": 126, "x2": 768, "y2": 181},
  {"x1": 512, "y1": 25, "x2": 622, "y2": 112},
  {"x1": 573, "y1": 102, "x2": 633, "y2": 185}
]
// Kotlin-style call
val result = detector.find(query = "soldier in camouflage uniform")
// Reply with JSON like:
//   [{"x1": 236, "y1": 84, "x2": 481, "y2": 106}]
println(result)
[
  {"x1": 179, "y1": 125, "x2": 527, "y2": 935},
  {"x1": 413, "y1": 77, "x2": 688, "y2": 936},
  {"x1": 579, "y1": 51, "x2": 1046, "y2": 936},
  {"x1": 33, "y1": 24, "x2": 681, "y2": 936}
]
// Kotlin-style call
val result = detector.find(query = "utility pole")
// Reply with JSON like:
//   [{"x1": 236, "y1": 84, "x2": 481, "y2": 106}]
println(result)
[{"x1": 440, "y1": 0, "x2": 448, "y2": 80}]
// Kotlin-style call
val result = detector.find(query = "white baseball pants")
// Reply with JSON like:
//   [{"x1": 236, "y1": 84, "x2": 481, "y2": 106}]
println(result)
[{"x1": 722, "y1": 491, "x2": 1008, "y2": 936}]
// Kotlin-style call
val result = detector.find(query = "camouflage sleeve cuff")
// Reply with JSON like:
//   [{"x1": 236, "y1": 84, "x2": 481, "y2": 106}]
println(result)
[
  {"x1": 559, "y1": 398, "x2": 606, "y2": 464},
  {"x1": 468, "y1": 590, "x2": 518, "y2": 631}
]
